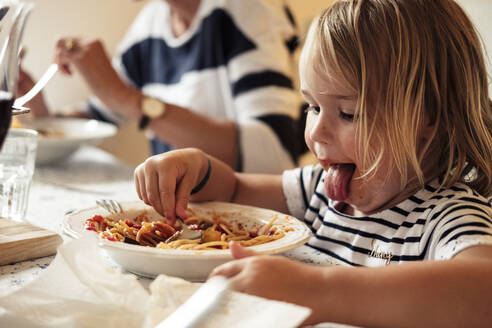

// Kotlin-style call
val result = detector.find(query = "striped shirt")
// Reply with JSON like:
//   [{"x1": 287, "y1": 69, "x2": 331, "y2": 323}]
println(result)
[
  {"x1": 283, "y1": 164, "x2": 492, "y2": 266},
  {"x1": 90, "y1": 0, "x2": 302, "y2": 173}
]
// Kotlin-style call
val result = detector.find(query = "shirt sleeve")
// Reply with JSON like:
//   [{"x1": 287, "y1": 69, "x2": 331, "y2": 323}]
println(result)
[
  {"x1": 112, "y1": 0, "x2": 162, "y2": 88},
  {"x1": 282, "y1": 164, "x2": 324, "y2": 219},
  {"x1": 225, "y1": 0, "x2": 303, "y2": 173},
  {"x1": 426, "y1": 195, "x2": 492, "y2": 260},
  {"x1": 85, "y1": 1, "x2": 163, "y2": 125}
]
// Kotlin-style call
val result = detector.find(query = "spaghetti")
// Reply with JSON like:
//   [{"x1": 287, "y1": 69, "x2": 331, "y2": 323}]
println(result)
[{"x1": 84, "y1": 210, "x2": 284, "y2": 250}]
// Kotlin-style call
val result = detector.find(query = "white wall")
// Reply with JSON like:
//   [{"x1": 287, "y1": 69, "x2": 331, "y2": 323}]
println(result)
[
  {"x1": 19, "y1": 0, "x2": 492, "y2": 168},
  {"x1": 21, "y1": 0, "x2": 149, "y2": 167},
  {"x1": 457, "y1": 0, "x2": 492, "y2": 89},
  {"x1": 22, "y1": 0, "x2": 146, "y2": 107}
]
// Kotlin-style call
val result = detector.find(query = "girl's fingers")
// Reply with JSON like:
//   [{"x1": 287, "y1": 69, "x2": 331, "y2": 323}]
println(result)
[
  {"x1": 137, "y1": 166, "x2": 150, "y2": 206},
  {"x1": 156, "y1": 168, "x2": 177, "y2": 221},
  {"x1": 134, "y1": 165, "x2": 143, "y2": 200},
  {"x1": 229, "y1": 241, "x2": 257, "y2": 259},
  {"x1": 160, "y1": 186, "x2": 176, "y2": 222},
  {"x1": 209, "y1": 260, "x2": 245, "y2": 279},
  {"x1": 173, "y1": 169, "x2": 199, "y2": 220},
  {"x1": 145, "y1": 168, "x2": 163, "y2": 216}
]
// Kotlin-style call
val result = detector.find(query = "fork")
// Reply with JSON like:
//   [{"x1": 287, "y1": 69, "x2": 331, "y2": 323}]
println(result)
[
  {"x1": 12, "y1": 107, "x2": 31, "y2": 115},
  {"x1": 13, "y1": 63, "x2": 58, "y2": 110},
  {"x1": 96, "y1": 199, "x2": 123, "y2": 214},
  {"x1": 166, "y1": 217, "x2": 202, "y2": 242}
]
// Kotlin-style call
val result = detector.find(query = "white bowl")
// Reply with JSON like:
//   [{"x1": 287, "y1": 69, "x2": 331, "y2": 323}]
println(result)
[
  {"x1": 63, "y1": 200, "x2": 312, "y2": 281},
  {"x1": 20, "y1": 117, "x2": 117, "y2": 165}
]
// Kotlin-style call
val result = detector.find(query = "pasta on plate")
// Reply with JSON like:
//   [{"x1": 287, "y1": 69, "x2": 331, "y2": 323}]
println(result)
[
  {"x1": 84, "y1": 209, "x2": 285, "y2": 250},
  {"x1": 11, "y1": 118, "x2": 65, "y2": 138}
]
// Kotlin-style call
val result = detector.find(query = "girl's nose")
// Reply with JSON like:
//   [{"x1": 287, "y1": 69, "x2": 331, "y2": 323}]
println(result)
[{"x1": 307, "y1": 111, "x2": 333, "y2": 145}]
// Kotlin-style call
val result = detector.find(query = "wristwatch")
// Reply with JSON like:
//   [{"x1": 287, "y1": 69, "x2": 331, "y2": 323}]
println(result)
[{"x1": 138, "y1": 96, "x2": 166, "y2": 130}]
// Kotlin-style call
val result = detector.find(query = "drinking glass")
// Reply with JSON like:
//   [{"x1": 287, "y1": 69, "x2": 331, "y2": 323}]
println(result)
[
  {"x1": 0, "y1": 128, "x2": 37, "y2": 221},
  {"x1": 0, "y1": 1, "x2": 34, "y2": 147}
]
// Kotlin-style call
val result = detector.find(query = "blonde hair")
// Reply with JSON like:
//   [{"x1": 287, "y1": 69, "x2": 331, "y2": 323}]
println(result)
[{"x1": 300, "y1": 0, "x2": 492, "y2": 197}]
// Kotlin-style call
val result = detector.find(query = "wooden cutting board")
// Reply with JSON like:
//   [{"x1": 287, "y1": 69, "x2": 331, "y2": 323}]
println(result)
[{"x1": 0, "y1": 217, "x2": 63, "y2": 265}]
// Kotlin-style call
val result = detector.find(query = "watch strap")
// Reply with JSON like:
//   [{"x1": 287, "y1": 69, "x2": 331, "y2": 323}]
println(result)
[{"x1": 138, "y1": 114, "x2": 150, "y2": 130}]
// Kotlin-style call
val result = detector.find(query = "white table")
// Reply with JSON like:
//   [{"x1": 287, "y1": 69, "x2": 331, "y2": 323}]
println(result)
[
  {"x1": 0, "y1": 146, "x2": 137, "y2": 293},
  {"x1": 0, "y1": 145, "x2": 336, "y2": 295}
]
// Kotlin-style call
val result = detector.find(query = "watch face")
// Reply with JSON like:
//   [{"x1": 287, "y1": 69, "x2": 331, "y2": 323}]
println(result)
[{"x1": 142, "y1": 97, "x2": 165, "y2": 119}]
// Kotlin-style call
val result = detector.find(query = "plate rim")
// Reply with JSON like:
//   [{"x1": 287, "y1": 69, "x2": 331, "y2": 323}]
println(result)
[
  {"x1": 26, "y1": 117, "x2": 117, "y2": 142},
  {"x1": 62, "y1": 200, "x2": 312, "y2": 259}
]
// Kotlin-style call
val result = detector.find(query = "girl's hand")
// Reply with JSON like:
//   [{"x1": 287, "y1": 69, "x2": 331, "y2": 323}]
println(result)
[
  {"x1": 210, "y1": 242, "x2": 327, "y2": 325},
  {"x1": 134, "y1": 148, "x2": 210, "y2": 224}
]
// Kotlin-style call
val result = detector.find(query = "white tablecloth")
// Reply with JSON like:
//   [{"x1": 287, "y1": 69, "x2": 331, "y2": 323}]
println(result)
[{"x1": 0, "y1": 146, "x2": 136, "y2": 293}]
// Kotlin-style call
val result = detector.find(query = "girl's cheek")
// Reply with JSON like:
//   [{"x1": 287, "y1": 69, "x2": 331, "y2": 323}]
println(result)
[{"x1": 304, "y1": 120, "x2": 315, "y2": 153}]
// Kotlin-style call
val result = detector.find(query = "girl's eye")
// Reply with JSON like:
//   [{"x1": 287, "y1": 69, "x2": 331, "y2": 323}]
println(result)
[
  {"x1": 305, "y1": 105, "x2": 321, "y2": 114},
  {"x1": 339, "y1": 110, "x2": 355, "y2": 122}
]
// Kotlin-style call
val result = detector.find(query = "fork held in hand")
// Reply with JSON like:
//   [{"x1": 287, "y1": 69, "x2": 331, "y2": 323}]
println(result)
[
  {"x1": 96, "y1": 199, "x2": 123, "y2": 214},
  {"x1": 13, "y1": 63, "x2": 59, "y2": 110}
]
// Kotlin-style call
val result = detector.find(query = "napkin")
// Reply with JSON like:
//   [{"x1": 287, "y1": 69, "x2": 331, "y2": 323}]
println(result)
[
  {"x1": 148, "y1": 275, "x2": 311, "y2": 328},
  {"x1": 0, "y1": 236, "x2": 311, "y2": 328}
]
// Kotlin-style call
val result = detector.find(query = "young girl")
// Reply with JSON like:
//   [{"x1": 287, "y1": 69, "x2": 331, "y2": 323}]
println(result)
[{"x1": 134, "y1": 0, "x2": 492, "y2": 326}]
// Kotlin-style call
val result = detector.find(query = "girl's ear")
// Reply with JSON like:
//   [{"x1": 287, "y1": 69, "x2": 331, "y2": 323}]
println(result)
[{"x1": 421, "y1": 113, "x2": 436, "y2": 140}]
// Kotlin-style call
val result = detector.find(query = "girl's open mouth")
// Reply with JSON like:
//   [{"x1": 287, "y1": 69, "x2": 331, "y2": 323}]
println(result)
[{"x1": 324, "y1": 163, "x2": 356, "y2": 201}]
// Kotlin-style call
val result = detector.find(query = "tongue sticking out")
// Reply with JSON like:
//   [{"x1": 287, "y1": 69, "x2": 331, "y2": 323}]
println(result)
[{"x1": 324, "y1": 164, "x2": 356, "y2": 201}]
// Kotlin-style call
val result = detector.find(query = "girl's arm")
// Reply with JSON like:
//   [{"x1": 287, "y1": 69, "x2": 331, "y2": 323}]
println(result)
[
  {"x1": 232, "y1": 173, "x2": 288, "y2": 214},
  {"x1": 133, "y1": 148, "x2": 287, "y2": 222},
  {"x1": 212, "y1": 244, "x2": 492, "y2": 327},
  {"x1": 321, "y1": 245, "x2": 492, "y2": 327}
]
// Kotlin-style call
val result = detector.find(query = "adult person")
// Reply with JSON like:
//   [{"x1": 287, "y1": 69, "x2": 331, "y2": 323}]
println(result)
[{"x1": 17, "y1": 0, "x2": 303, "y2": 173}]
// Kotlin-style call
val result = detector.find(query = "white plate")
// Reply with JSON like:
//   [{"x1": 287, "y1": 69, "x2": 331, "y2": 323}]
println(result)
[
  {"x1": 63, "y1": 200, "x2": 312, "y2": 281},
  {"x1": 19, "y1": 117, "x2": 117, "y2": 165}
]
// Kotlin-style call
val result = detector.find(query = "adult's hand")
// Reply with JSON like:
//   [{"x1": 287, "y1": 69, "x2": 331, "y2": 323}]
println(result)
[
  {"x1": 16, "y1": 67, "x2": 50, "y2": 117},
  {"x1": 54, "y1": 37, "x2": 140, "y2": 119},
  {"x1": 55, "y1": 37, "x2": 111, "y2": 81}
]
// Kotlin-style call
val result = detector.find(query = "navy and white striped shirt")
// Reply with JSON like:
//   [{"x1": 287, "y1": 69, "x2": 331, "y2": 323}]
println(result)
[
  {"x1": 90, "y1": 0, "x2": 302, "y2": 173},
  {"x1": 283, "y1": 164, "x2": 492, "y2": 266}
]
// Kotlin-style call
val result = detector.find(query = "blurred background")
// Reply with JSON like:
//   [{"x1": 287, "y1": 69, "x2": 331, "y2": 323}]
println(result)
[{"x1": 19, "y1": 0, "x2": 492, "y2": 168}]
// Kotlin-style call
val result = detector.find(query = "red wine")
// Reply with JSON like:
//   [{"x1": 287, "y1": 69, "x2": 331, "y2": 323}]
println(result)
[{"x1": 0, "y1": 91, "x2": 13, "y2": 149}]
